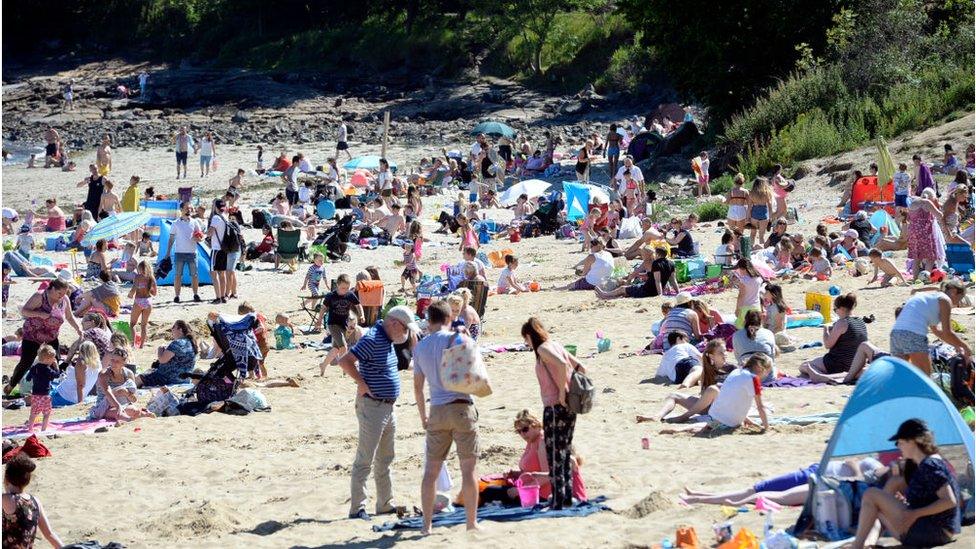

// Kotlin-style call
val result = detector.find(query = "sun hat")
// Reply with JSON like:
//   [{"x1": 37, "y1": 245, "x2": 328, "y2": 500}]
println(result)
[
  {"x1": 385, "y1": 306, "x2": 420, "y2": 332},
  {"x1": 675, "y1": 291, "x2": 692, "y2": 306}
]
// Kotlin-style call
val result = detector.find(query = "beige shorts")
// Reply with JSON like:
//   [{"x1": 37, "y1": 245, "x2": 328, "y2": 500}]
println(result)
[
  {"x1": 426, "y1": 402, "x2": 480, "y2": 461},
  {"x1": 328, "y1": 325, "x2": 347, "y2": 349}
]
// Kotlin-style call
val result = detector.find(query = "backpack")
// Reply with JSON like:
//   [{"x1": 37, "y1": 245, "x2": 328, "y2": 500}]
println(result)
[
  {"x1": 542, "y1": 359, "x2": 595, "y2": 415},
  {"x1": 222, "y1": 220, "x2": 243, "y2": 253}
]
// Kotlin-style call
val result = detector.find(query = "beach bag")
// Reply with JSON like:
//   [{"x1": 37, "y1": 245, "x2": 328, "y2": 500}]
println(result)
[
  {"x1": 543, "y1": 360, "x2": 595, "y2": 415},
  {"x1": 356, "y1": 280, "x2": 385, "y2": 307},
  {"x1": 154, "y1": 256, "x2": 173, "y2": 280},
  {"x1": 147, "y1": 389, "x2": 181, "y2": 417},
  {"x1": 222, "y1": 220, "x2": 243, "y2": 253},
  {"x1": 439, "y1": 332, "x2": 492, "y2": 397},
  {"x1": 618, "y1": 216, "x2": 642, "y2": 239}
]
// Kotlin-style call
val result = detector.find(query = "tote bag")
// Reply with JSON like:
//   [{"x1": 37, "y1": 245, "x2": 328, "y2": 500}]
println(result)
[{"x1": 439, "y1": 333, "x2": 492, "y2": 397}]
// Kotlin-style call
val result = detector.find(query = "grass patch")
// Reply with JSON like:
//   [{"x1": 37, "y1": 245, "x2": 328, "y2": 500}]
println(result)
[{"x1": 693, "y1": 201, "x2": 728, "y2": 223}]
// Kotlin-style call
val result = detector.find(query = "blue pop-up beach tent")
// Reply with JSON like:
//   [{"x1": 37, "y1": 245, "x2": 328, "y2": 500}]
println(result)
[
  {"x1": 793, "y1": 356, "x2": 974, "y2": 535},
  {"x1": 153, "y1": 219, "x2": 212, "y2": 286},
  {"x1": 563, "y1": 181, "x2": 590, "y2": 221}
]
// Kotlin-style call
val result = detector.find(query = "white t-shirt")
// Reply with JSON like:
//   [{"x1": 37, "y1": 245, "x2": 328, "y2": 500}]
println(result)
[
  {"x1": 338, "y1": 124, "x2": 348, "y2": 142},
  {"x1": 55, "y1": 364, "x2": 99, "y2": 404},
  {"x1": 737, "y1": 274, "x2": 763, "y2": 308},
  {"x1": 497, "y1": 267, "x2": 513, "y2": 290},
  {"x1": 208, "y1": 214, "x2": 227, "y2": 251},
  {"x1": 298, "y1": 159, "x2": 314, "y2": 173},
  {"x1": 656, "y1": 343, "x2": 702, "y2": 382},
  {"x1": 893, "y1": 171, "x2": 911, "y2": 195},
  {"x1": 298, "y1": 186, "x2": 312, "y2": 204},
  {"x1": 171, "y1": 217, "x2": 202, "y2": 254},
  {"x1": 470, "y1": 142, "x2": 483, "y2": 159},
  {"x1": 714, "y1": 244, "x2": 735, "y2": 266},
  {"x1": 586, "y1": 251, "x2": 614, "y2": 286},
  {"x1": 377, "y1": 171, "x2": 392, "y2": 191},
  {"x1": 615, "y1": 165, "x2": 644, "y2": 195},
  {"x1": 199, "y1": 138, "x2": 214, "y2": 156},
  {"x1": 708, "y1": 368, "x2": 762, "y2": 428}
]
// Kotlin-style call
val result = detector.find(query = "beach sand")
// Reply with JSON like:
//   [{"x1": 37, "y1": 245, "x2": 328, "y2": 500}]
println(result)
[{"x1": 2, "y1": 118, "x2": 973, "y2": 547}]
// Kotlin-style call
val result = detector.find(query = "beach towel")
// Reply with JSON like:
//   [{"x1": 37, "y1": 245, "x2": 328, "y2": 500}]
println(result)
[
  {"x1": 768, "y1": 413, "x2": 840, "y2": 426},
  {"x1": 764, "y1": 376, "x2": 824, "y2": 388},
  {"x1": 372, "y1": 496, "x2": 610, "y2": 532},
  {"x1": 2, "y1": 417, "x2": 115, "y2": 440}
]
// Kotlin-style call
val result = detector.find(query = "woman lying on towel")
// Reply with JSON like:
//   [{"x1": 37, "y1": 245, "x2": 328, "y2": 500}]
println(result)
[{"x1": 680, "y1": 457, "x2": 883, "y2": 506}]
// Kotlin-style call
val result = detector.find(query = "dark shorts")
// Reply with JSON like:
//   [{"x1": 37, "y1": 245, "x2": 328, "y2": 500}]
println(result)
[
  {"x1": 211, "y1": 249, "x2": 228, "y2": 271},
  {"x1": 901, "y1": 517, "x2": 954, "y2": 547},
  {"x1": 45, "y1": 143, "x2": 57, "y2": 156},
  {"x1": 674, "y1": 356, "x2": 700, "y2": 384},
  {"x1": 625, "y1": 284, "x2": 652, "y2": 298},
  {"x1": 753, "y1": 463, "x2": 818, "y2": 493},
  {"x1": 176, "y1": 151, "x2": 188, "y2": 165},
  {"x1": 402, "y1": 266, "x2": 419, "y2": 281},
  {"x1": 895, "y1": 194, "x2": 909, "y2": 208},
  {"x1": 381, "y1": 189, "x2": 392, "y2": 198},
  {"x1": 570, "y1": 278, "x2": 595, "y2": 291},
  {"x1": 336, "y1": 141, "x2": 348, "y2": 151},
  {"x1": 285, "y1": 189, "x2": 299, "y2": 205}
]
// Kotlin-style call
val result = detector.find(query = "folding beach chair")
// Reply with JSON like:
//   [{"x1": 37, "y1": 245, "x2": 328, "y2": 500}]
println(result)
[
  {"x1": 275, "y1": 229, "x2": 303, "y2": 271},
  {"x1": 458, "y1": 279, "x2": 488, "y2": 319},
  {"x1": 946, "y1": 243, "x2": 975, "y2": 276}
]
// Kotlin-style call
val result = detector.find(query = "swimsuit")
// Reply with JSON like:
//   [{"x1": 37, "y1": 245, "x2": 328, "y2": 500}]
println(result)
[{"x1": 728, "y1": 190, "x2": 749, "y2": 221}]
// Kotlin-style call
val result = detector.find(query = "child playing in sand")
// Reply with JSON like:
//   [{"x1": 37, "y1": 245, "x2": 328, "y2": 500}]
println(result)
[
  {"x1": 866, "y1": 248, "x2": 907, "y2": 287},
  {"x1": 638, "y1": 339, "x2": 726, "y2": 422},
  {"x1": 89, "y1": 346, "x2": 155, "y2": 422},
  {"x1": 400, "y1": 241, "x2": 421, "y2": 293},
  {"x1": 274, "y1": 313, "x2": 296, "y2": 350},
  {"x1": 579, "y1": 207, "x2": 601, "y2": 252},
  {"x1": 497, "y1": 254, "x2": 528, "y2": 294},
  {"x1": 318, "y1": 274, "x2": 363, "y2": 374},
  {"x1": 656, "y1": 332, "x2": 703, "y2": 387},
  {"x1": 804, "y1": 247, "x2": 833, "y2": 280},
  {"x1": 301, "y1": 252, "x2": 327, "y2": 308},
  {"x1": 137, "y1": 231, "x2": 156, "y2": 257},
  {"x1": 25, "y1": 345, "x2": 59, "y2": 432},
  {"x1": 128, "y1": 260, "x2": 157, "y2": 348},
  {"x1": 659, "y1": 352, "x2": 771, "y2": 433}
]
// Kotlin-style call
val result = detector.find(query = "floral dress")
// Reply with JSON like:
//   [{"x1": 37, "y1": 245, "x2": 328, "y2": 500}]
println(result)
[
  {"x1": 907, "y1": 203, "x2": 945, "y2": 262},
  {"x1": 2, "y1": 493, "x2": 39, "y2": 549}
]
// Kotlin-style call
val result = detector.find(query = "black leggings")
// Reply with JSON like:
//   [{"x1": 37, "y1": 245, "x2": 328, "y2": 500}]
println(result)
[
  {"x1": 543, "y1": 404, "x2": 577, "y2": 509},
  {"x1": 8, "y1": 338, "x2": 59, "y2": 391}
]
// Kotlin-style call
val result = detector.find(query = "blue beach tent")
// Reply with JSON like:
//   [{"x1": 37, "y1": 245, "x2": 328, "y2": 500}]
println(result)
[
  {"x1": 154, "y1": 219, "x2": 213, "y2": 286},
  {"x1": 563, "y1": 181, "x2": 591, "y2": 222}
]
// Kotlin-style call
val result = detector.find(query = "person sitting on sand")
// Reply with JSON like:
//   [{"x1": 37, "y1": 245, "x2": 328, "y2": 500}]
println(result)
[
  {"x1": 656, "y1": 332, "x2": 703, "y2": 387},
  {"x1": 3, "y1": 454, "x2": 63, "y2": 548},
  {"x1": 762, "y1": 284, "x2": 793, "y2": 351},
  {"x1": 656, "y1": 292, "x2": 702, "y2": 350},
  {"x1": 500, "y1": 409, "x2": 587, "y2": 506},
  {"x1": 732, "y1": 258, "x2": 765, "y2": 328},
  {"x1": 638, "y1": 339, "x2": 725, "y2": 423},
  {"x1": 85, "y1": 239, "x2": 112, "y2": 280},
  {"x1": 659, "y1": 353, "x2": 771, "y2": 434},
  {"x1": 379, "y1": 203, "x2": 406, "y2": 242},
  {"x1": 732, "y1": 310, "x2": 778, "y2": 378},
  {"x1": 89, "y1": 346, "x2": 155, "y2": 422},
  {"x1": 135, "y1": 320, "x2": 198, "y2": 388},
  {"x1": 447, "y1": 289, "x2": 481, "y2": 340},
  {"x1": 75, "y1": 271, "x2": 121, "y2": 318},
  {"x1": 866, "y1": 248, "x2": 907, "y2": 287},
  {"x1": 51, "y1": 340, "x2": 101, "y2": 407},
  {"x1": 44, "y1": 198, "x2": 66, "y2": 232},
  {"x1": 623, "y1": 218, "x2": 664, "y2": 260},
  {"x1": 559, "y1": 239, "x2": 614, "y2": 291},
  {"x1": 799, "y1": 292, "x2": 868, "y2": 384},
  {"x1": 680, "y1": 457, "x2": 883, "y2": 507},
  {"x1": 666, "y1": 215, "x2": 697, "y2": 258},
  {"x1": 596, "y1": 247, "x2": 675, "y2": 300},
  {"x1": 497, "y1": 255, "x2": 528, "y2": 294}
]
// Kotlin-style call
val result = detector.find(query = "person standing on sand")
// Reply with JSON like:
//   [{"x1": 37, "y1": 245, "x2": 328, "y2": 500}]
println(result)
[
  {"x1": 62, "y1": 79, "x2": 74, "y2": 112},
  {"x1": 338, "y1": 306, "x2": 417, "y2": 520},
  {"x1": 76, "y1": 164, "x2": 106, "y2": 221},
  {"x1": 43, "y1": 126, "x2": 60, "y2": 168},
  {"x1": 198, "y1": 131, "x2": 216, "y2": 178},
  {"x1": 165, "y1": 201, "x2": 204, "y2": 304},
  {"x1": 336, "y1": 122, "x2": 352, "y2": 161},
  {"x1": 95, "y1": 134, "x2": 112, "y2": 176},
  {"x1": 174, "y1": 127, "x2": 193, "y2": 179},
  {"x1": 138, "y1": 71, "x2": 149, "y2": 98},
  {"x1": 413, "y1": 301, "x2": 480, "y2": 534}
]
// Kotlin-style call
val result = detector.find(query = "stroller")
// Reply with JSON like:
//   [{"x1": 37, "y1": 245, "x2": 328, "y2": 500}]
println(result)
[
  {"x1": 523, "y1": 193, "x2": 565, "y2": 237},
  {"x1": 177, "y1": 321, "x2": 241, "y2": 416},
  {"x1": 314, "y1": 214, "x2": 354, "y2": 262}
]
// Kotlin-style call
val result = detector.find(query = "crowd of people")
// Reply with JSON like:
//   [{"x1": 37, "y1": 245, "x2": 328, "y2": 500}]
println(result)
[{"x1": 1, "y1": 115, "x2": 973, "y2": 547}]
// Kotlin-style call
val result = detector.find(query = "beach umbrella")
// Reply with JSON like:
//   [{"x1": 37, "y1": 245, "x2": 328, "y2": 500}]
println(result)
[
  {"x1": 470, "y1": 121, "x2": 516, "y2": 139},
  {"x1": 498, "y1": 179, "x2": 551, "y2": 206},
  {"x1": 343, "y1": 155, "x2": 397, "y2": 173},
  {"x1": 575, "y1": 183, "x2": 611, "y2": 203},
  {"x1": 876, "y1": 136, "x2": 895, "y2": 190},
  {"x1": 82, "y1": 211, "x2": 151, "y2": 246}
]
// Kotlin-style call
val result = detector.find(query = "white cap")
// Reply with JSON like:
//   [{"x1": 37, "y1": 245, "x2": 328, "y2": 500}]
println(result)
[
  {"x1": 385, "y1": 306, "x2": 420, "y2": 332},
  {"x1": 675, "y1": 291, "x2": 692, "y2": 306}
]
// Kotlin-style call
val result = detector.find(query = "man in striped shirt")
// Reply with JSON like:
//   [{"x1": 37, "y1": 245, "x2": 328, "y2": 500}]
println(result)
[{"x1": 338, "y1": 306, "x2": 418, "y2": 520}]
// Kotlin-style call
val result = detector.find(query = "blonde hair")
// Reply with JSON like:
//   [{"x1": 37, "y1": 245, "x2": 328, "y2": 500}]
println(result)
[
  {"x1": 749, "y1": 177, "x2": 773, "y2": 202},
  {"x1": 514, "y1": 409, "x2": 542, "y2": 430},
  {"x1": 451, "y1": 288, "x2": 472, "y2": 311},
  {"x1": 37, "y1": 344, "x2": 56, "y2": 360},
  {"x1": 76, "y1": 341, "x2": 101, "y2": 372},
  {"x1": 445, "y1": 293, "x2": 464, "y2": 314}
]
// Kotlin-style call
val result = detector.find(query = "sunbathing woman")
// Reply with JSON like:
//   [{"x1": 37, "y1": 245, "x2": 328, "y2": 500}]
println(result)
[{"x1": 638, "y1": 339, "x2": 725, "y2": 423}]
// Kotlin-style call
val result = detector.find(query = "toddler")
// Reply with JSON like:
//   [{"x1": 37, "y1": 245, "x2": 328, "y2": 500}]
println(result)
[{"x1": 25, "y1": 344, "x2": 59, "y2": 432}]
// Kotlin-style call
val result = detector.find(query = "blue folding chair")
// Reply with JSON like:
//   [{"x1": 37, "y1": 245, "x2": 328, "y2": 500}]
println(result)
[{"x1": 946, "y1": 243, "x2": 975, "y2": 276}]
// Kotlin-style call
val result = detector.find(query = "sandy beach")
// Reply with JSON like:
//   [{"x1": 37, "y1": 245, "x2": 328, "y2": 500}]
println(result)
[{"x1": 2, "y1": 116, "x2": 974, "y2": 548}]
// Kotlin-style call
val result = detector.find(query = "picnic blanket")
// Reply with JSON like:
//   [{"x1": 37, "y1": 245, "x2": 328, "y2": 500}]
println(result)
[
  {"x1": 2, "y1": 417, "x2": 115, "y2": 440},
  {"x1": 372, "y1": 496, "x2": 610, "y2": 532}
]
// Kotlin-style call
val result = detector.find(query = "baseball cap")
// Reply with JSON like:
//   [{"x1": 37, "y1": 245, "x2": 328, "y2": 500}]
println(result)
[
  {"x1": 888, "y1": 418, "x2": 929, "y2": 441},
  {"x1": 385, "y1": 306, "x2": 420, "y2": 332},
  {"x1": 675, "y1": 291, "x2": 692, "y2": 306},
  {"x1": 844, "y1": 229, "x2": 859, "y2": 239}
]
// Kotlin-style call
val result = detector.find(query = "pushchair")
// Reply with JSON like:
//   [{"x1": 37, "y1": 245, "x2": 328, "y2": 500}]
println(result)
[
  {"x1": 523, "y1": 194, "x2": 565, "y2": 237},
  {"x1": 176, "y1": 321, "x2": 241, "y2": 416},
  {"x1": 314, "y1": 213, "x2": 354, "y2": 262}
]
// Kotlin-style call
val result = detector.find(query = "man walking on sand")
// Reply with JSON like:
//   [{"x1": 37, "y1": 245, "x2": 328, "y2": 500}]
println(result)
[
  {"x1": 174, "y1": 127, "x2": 193, "y2": 179},
  {"x1": 338, "y1": 306, "x2": 417, "y2": 521},
  {"x1": 165, "y1": 201, "x2": 203, "y2": 304},
  {"x1": 413, "y1": 301, "x2": 480, "y2": 534},
  {"x1": 336, "y1": 122, "x2": 352, "y2": 161}
]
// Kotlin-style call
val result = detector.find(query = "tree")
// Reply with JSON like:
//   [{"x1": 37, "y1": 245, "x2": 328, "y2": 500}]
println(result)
[{"x1": 483, "y1": 0, "x2": 600, "y2": 75}]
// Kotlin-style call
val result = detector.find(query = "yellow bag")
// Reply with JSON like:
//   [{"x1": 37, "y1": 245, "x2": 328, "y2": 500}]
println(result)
[
  {"x1": 717, "y1": 527, "x2": 759, "y2": 549},
  {"x1": 805, "y1": 291, "x2": 833, "y2": 323}
]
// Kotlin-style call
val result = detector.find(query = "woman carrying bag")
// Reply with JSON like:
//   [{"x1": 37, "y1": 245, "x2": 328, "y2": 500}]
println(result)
[{"x1": 522, "y1": 317, "x2": 588, "y2": 510}]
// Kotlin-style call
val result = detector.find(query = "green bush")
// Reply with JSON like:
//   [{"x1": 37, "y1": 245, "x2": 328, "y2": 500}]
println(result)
[
  {"x1": 709, "y1": 174, "x2": 735, "y2": 195},
  {"x1": 694, "y1": 201, "x2": 729, "y2": 222},
  {"x1": 596, "y1": 32, "x2": 656, "y2": 92}
]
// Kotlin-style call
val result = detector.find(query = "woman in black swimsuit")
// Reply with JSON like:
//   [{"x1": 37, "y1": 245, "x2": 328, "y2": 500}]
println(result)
[{"x1": 576, "y1": 140, "x2": 592, "y2": 182}]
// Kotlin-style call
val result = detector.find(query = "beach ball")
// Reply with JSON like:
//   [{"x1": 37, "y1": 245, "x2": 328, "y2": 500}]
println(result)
[
  {"x1": 828, "y1": 285, "x2": 841, "y2": 296},
  {"x1": 529, "y1": 281, "x2": 540, "y2": 292}
]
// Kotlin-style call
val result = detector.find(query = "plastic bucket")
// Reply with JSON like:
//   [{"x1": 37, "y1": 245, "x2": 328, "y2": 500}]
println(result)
[{"x1": 516, "y1": 482, "x2": 540, "y2": 508}]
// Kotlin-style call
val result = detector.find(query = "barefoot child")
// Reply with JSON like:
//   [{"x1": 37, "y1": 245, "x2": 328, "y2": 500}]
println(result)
[
  {"x1": 497, "y1": 254, "x2": 528, "y2": 294},
  {"x1": 128, "y1": 260, "x2": 157, "y2": 348},
  {"x1": 25, "y1": 345, "x2": 59, "y2": 432},
  {"x1": 400, "y1": 240, "x2": 420, "y2": 293},
  {"x1": 803, "y1": 247, "x2": 833, "y2": 280},
  {"x1": 274, "y1": 313, "x2": 295, "y2": 350},
  {"x1": 318, "y1": 274, "x2": 363, "y2": 374},
  {"x1": 866, "y1": 248, "x2": 907, "y2": 287},
  {"x1": 301, "y1": 252, "x2": 327, "y2": 309}
]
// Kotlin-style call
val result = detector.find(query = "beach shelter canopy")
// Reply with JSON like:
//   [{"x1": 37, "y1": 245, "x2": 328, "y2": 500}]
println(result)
[
  {"x1": 562, "y1": 181, "x2": 611, "y2": 221},
  {"x1": 153, "y1": 218, "x2": 212, "y2": 286},
  {"x1": 470, "y1": 121, "x2": 516, "y2": 139},
  {"x1": 81, "y1": 212, "x2": 151, "y2": 246},
  {"x1": 851, "y1": 176, "x2": 894, "y2": 213},
  {"x1": 498, "y1": 179, "x2": 551, "y2": 206},
  {"x1": 626, "y1": 131, "x2": 663, "y2": 162},
  {"x1": 344, "y1": 156, "x2": 397, "y2": 173},
  {"x1": 794, "y1": 357, "x2": 974, "y2": 533}
]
